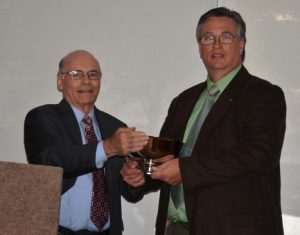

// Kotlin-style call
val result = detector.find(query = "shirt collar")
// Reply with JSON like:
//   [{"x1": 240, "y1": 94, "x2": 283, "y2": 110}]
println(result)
[
  {"x1": 70, "y1": 106, "x2": 96, "y2": 124},
  {"x1": 207, "y1": 64, "x2": 242, "y2": 93}
]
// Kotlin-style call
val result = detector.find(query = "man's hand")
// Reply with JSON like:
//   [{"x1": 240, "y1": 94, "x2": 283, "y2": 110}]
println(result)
[
  {"x1": 120, "y1": 159, "x2": 145, "y2": 188},
  {"x1": 151, "y1": 158, "x2": 182, "y2": 185},
  {"x1": 152, "y1": 154, "x2": 175, "y2": 164},
  {"x1": 104, "y1": 127, "x2": 149, "y2": 157}
]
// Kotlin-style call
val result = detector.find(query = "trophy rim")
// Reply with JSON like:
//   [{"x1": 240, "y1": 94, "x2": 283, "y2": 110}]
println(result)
[{"x1": 140, "y1": 136, "x2": 182, "y2": 159}]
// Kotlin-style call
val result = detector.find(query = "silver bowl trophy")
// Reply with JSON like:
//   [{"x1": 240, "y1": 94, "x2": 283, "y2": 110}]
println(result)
[{"x1": 129, "y1": 136, "x2": 182, "y2": 175}]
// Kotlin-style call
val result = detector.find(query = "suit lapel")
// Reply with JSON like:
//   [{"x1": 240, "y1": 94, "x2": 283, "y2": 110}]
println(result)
[
  {"x1": 94, "y1": 108, "x2": 111, "y2": 140},
  {"x1": 176, "y1": 83, "x2": 207, "y2": 141},
  {"x1": 195, "y1": 66, "x2": 251, "y2": 149},
  {"x1": 58, "y1": 99, "x2": 82, "y2": 145}
]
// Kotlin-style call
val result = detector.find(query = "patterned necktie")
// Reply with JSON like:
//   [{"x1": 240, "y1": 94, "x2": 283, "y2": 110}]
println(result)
[
  {"x1": 171, "y1": 85, "x2": 220, "y2": 208},
  {"x1": 82, "y1": 116, "x2": 109, "y2": 231}
]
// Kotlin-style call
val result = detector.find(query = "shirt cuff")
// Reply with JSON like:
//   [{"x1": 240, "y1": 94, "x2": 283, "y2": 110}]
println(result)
[{"x1": 95, "y1": 141, "x2": 108, "y2": 168}]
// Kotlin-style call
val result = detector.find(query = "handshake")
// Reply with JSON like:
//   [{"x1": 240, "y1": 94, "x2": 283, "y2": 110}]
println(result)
[{"x1": 106, "y1": 127, "x2": 182, "y2": 188}]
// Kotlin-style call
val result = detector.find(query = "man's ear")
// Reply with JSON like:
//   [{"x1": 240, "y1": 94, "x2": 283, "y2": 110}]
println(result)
[
  {"x1": 198, "y1": 43, "x2": 203, "y2": 59},
  {"x1": 57, "y1": 74, "x2": 63, "y2": 92},
  {"x1": 239, "y1": 40, "x2": 245, "y2": 56}
]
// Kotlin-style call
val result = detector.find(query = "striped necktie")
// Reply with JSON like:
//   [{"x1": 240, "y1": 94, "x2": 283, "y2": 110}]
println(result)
[{"x1": 171, "y1": 84, "x2": 220, "y2": 208}]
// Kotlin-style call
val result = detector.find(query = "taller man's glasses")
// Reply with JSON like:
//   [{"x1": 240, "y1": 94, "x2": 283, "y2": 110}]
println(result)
[
  {"x1": 60, "y1": 70, "x2": 101, "y2": 80},
  {"x1": 200, "y1": 33, "x2": 237, "y2": 45}
]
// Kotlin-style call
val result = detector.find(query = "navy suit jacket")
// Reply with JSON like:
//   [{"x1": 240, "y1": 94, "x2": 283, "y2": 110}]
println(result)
[
  {"x1": 148, "y1": 66, "x2": 286, "y2": 235},
  {"x1": 24, "y1": 99, "x2": 143, "y2": 235}
]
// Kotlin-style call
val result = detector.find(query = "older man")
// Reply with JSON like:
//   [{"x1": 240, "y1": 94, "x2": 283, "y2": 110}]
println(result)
[{"x1": 24, "y1": 50, "x2": 148, "y2": 235}]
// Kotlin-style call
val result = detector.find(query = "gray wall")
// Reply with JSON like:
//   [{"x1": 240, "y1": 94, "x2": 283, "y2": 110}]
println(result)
[{"x1": 0, "y1": 0, "x2": 299, "y2": 234}]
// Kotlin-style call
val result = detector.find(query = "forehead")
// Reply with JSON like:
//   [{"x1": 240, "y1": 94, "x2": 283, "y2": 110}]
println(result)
[
  {"x1": 201, "y1": 16, "x2": 238, "y2": 34},
  {"x1": 64, "y1": 52, "x2": 100, "y2": 71}
]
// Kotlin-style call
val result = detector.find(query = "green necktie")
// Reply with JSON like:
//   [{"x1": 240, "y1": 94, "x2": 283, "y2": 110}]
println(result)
[{"x1": 171, "y1": 84, "x2": 220, "y2": 208}]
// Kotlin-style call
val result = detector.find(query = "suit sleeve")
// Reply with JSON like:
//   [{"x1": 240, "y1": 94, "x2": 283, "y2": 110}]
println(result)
[
  {"x1": 24, "y1": 107, "x2": 97, "y2": 178},
  {"x1": 180, "y1": 83, "x2": 286, "y2": 190}
]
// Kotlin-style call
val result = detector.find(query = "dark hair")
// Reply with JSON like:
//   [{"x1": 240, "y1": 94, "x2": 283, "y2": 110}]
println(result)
[{"x1": 196, "y1": 7, "x2": 246, "y2": 62}]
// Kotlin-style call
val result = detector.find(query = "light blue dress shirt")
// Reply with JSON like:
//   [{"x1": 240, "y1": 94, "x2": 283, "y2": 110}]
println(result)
[{"x1": 59, "y1": 106, "x2": 110, "y2": 232}]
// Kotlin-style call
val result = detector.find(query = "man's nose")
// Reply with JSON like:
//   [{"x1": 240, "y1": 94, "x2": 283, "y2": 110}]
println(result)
[
  {"x1": 213, "y1": 36, "x2": 222, "y2": 47},
  {"x1": 81, "y1": 74, "x2": 91, "y2": 83}
]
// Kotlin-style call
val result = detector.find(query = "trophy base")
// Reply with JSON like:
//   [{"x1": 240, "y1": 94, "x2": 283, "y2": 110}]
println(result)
[
  {"x1": 145, "y1": 159, "x2": 158, "y2": 175},
  {"x1": 128, "y1": 155, "x2": 158, "y2": 175}
]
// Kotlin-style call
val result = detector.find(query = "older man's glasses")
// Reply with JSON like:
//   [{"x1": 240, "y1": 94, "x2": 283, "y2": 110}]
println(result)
[
  {"x1": 200, "y1": 33, "x2": 237, "y2": 45},
  {"x1": 61, "y1": 70, "x2": 101, "y2": 80}
]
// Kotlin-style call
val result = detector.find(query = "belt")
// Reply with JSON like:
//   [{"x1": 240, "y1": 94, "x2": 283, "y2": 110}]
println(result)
[{"x1": 58, "y1": 226, "x2": 110, "y2": 235}]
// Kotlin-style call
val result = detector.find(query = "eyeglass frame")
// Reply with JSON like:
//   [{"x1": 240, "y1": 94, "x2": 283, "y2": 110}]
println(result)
[
  {"x1": 60, "y1": 70, "x2": 102, "y2": 80},
  {"x1": 200, "y1": 33, "x2": 238, "y2": 45}
]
